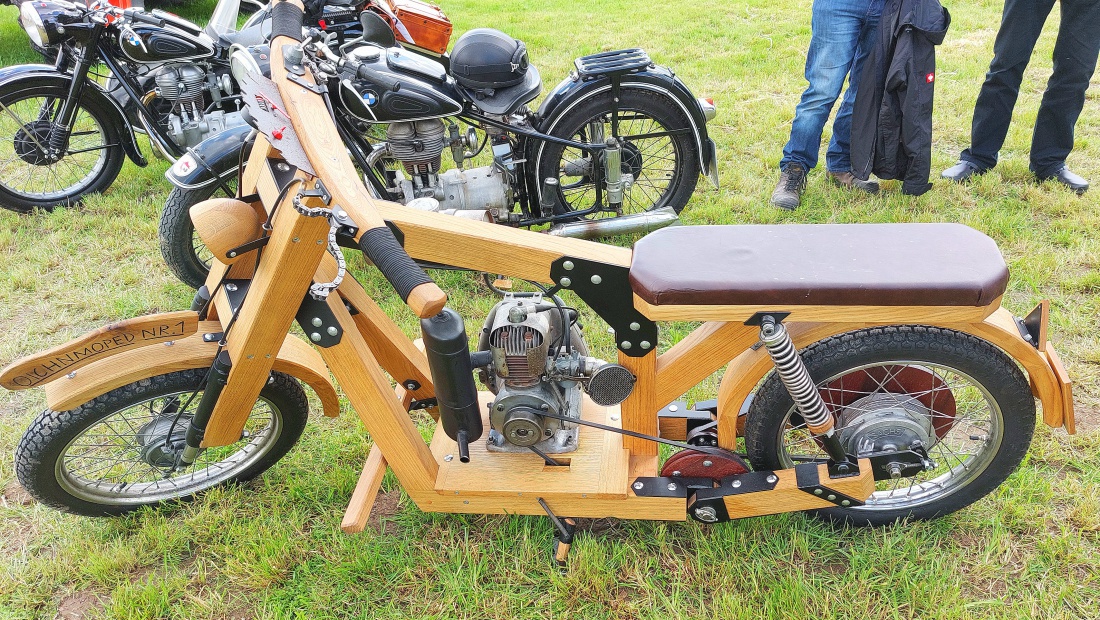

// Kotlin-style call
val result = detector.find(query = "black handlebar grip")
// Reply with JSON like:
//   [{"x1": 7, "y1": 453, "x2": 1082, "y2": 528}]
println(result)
[
  {"x1": 356, "y1": 64, "x2": 402, "y2": 92},
  {"x1": 358, "y1": 227, "x2": 434, "y2": 302},
  {"x1": 127, "y1": 10, "x2": 165, "y2": 26},
  {"x1": 270, "y1": 1, "x2": 304, "y2": 42}
]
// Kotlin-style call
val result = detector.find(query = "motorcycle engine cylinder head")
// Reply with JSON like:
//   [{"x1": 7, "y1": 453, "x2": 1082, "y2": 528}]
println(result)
[
  {"x1": 585, "y1": 363, "x2": 635, "y2": 406},
  {"x1": 387, "y1": 119, "x2": 447, "y2": 176},
  {"x1": 487, "y1": 298, "x2": 551, "y2": 389},
  {"x1": 836, "y1": 392, "x2": 935, "y2": 456},
  {"x1": 155, "y1": 64, "x2": 206, "y2": 108}
]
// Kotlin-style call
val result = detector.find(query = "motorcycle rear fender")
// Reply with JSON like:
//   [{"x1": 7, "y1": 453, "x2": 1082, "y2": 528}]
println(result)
[
  {"x1": 40, "y1": 321, "x2": 339, "y2": 418},
  {"x1": 536, "y1": 65, "x2": 718, "y2": 187},
  {"x1": 165, "y1": 124, "x2": 255, "y2": 190},
  {"x1": 0, "y1": 65, "x2": 148, "y2": 167},
  {"x1": 711, "y1": 306, "x2": 1076, "y2": 450}
]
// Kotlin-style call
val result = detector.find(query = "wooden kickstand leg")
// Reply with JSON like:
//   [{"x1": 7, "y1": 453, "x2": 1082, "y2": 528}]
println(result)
[{"x1": 341, "y1": 445, "x2": 388, "y2": 533}]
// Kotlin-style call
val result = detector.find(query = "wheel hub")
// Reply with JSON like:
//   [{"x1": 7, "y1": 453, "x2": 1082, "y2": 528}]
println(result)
[
  {"x1": 136, "y1": 416, "x2": 190, "y2": 469},
  {"x1": 836, "y1": 393, "x2": 935, "y2": 456},
  {"x1": 14, "y1": 121, "x2": 60, "y2": 165}
]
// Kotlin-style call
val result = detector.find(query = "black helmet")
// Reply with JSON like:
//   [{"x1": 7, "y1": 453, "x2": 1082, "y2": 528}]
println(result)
[{"x1": 450, "y1": 28, "x2": 531, "y2": 90}]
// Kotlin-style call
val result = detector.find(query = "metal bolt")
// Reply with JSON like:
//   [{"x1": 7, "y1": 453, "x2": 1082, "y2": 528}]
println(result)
[
  {"x1": 276, "y1": 162, "x2": 290, "y2": 171},
  {"x1": 444, "y1": 454, "x2": 453, "y2": 462},
  {"x1": 640, "y1": 341, "x2": 652, "y2": 350},
  {"x1": 632, "y1": 481, "x2": 644, "y2": 490},
  {"x1": 621, "y1": 341, "x2": 632, "y2": 349},
  {"x1": 671, "y1": 470, "x2": 682, "y2": 476},
  {"x1": 559, "y1": 277, "x2": 572, "y2": 287},
  {"x1": 694, "y1": 506, "x2": 718, "y2": 523},
  {"x1": 827, "y1": 494, "x2": 837, "y2": 501},
  {"x1": 888, "y1": 463, "x2": 904, "y2": 479},
  {"x1": 336, "y1": 210, "x2": 347, "y2": 218},
  {"x1": 310, "y1": 332, "x2": 322, "y2": 342},
  {"x1": 609, "y1": 414, "x2": 619, "y2": 421},
  {"x1": 590, "y1": 275, "x2": 602, "y2": 284},
  {"x1": 702, "y1": 460, "x2": 713, "y2": 467},
  {"x1": 66, "y1": 371, "x2": 76, "y2": 379},
  {"x1": 813, "y1": 488, "x2": 823, "y2": 495},
  {"x1": 327, "y1": 326, "x2": 338, "y2": 336},
  {"x1": 165, "y1": 341, "x2": 174, "y2": 346},
  {"x1": 316, "y1": 239, "x2": 324, "y2": 245},
  {"x1": 292, "y1": 237, "x2": 300, "y2": 243},
  {"x1": 629, "y1": 322, "x2": 641, "y2": 331},
  {"x1": 841, "y1": 500, "x2": 851, "y2": 506},
  {"x1": 667, "y1": 482, "x2": 677, "y2": 491},
  {"x1": 228, "y1": 252, "x2": 236, "y2": 258},
  {"x1": 668, "y1": 404, "x2": 678, "y2": 412},
  {"x1": 731, "y1": 480, "x2": 742, "y2": 488},
  {"x1": 563, "y1": 261, "x2": 574, "y2": 270},
  {"x1": 311, "y1": 317, "x2": 323, "y2": 327},
  {"x1": 766, "y1": 474, "x2": 778, "y2": 484},
  {"x1": 225, "y1": 283, "x2": 238, "y2": 292}
]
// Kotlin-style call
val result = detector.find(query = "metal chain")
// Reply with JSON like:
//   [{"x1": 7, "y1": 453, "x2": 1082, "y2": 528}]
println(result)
[{"x1": 291, "y1": 193, "x2": 346, "y2": 300}]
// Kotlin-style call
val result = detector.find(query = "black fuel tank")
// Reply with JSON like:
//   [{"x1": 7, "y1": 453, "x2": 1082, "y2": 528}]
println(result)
[
  {"x1": 337, "y1": 45, "x2": 463, "y2": 123},
  {"x1": 119, "y1": 23, "x2": 214, "y2": 63}
]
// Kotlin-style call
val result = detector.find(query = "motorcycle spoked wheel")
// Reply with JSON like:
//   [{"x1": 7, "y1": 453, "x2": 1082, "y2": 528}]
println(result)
[
  {"x1": 15, "y1": 368, "x2": 309, "y2": 516},
  {"x1": 535, "y1": 88, "x2": 700, "y2": 220},
  {"x1": 160, "y1": 180, "x2": 237, "y2": 290},
  {"x1": 743, "y1": 326, "x2": 1036, "y2": 526},
  {"x1": 0, "y1": 86, "x2": 126, "y2": 213}
]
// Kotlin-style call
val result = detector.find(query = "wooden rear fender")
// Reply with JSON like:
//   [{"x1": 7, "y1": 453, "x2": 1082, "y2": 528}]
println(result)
[
  {"x1": 43, "y1": 322, "x2": 339, "y2": 419},
  {"x1": 714, "y1": 307, "x2": 1074, "y2": 449}
]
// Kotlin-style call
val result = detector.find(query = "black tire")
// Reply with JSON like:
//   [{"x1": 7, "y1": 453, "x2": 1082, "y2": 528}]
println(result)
[
  {"x1": 15, "y1": 368, "x2": 309, "y2": 516},
  {"x1": 0, "y1": 83, "x2": 126, "y2": 213},
  {"x1": 535, "y1": 87, "x2": 700, "y2": 220},
  {"x1": 744, "y1": 326, "x2": 1036, "y2": 526},
  {"x1": 159, "y1": 182, "x2": 236, "y2": 289}
]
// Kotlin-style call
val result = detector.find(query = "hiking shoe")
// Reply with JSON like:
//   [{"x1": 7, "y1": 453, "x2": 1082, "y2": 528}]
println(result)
[
  {"x1": 827, "y1": 170, "x2": 879, "y2": 194},
  {"x1": 771, "y1": 164, "x2": 807, "y2": 210}
]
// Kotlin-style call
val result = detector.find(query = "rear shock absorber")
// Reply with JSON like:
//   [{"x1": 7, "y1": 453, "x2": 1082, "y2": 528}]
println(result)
[
  {"x1": 603, "y1": 137, "x2": 624, "y2": 211},
  {"x1": 758, "y1": 315, "x2": 856, "y2": 474}
]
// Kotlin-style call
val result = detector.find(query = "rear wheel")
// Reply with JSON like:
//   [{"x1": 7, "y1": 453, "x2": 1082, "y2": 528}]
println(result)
[
  {"x1": 160, "y1": 180, "x2": 237, "y2": 289},
  {"x1": 535, "y1": 88, "x2": 699, "y2": 221},
  {"x1": 0, "y1": 86, "x2": 125, "y2": 212},
  {"x1": 744, "y1": 326, "x2": 1036, "y2": 526},
  {"x1": 15, "y1": 368, "x2": 309, "y2": 516}
]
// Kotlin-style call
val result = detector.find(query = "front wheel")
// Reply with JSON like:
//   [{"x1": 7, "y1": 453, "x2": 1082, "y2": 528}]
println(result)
[
  {"x1": 160, "y1": 181, "x2": 237, "y2": 289},
  {"x1": 15, "y1": 368, "x2": 309, "y2": 516},
  {"x1": 535, "y1": 88, "x2": 700, "y2": 220},
  {"x1": 744, "y1": 326, "x2": 1036, "y2": 526},
  {"x1": 0, "y1": 85, "x2": 126, "y2": 212}
]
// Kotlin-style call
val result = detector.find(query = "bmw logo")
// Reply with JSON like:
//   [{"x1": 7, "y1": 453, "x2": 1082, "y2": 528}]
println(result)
[{"x1": 362, "y1": 91, "x2": 378, "y2": 106}]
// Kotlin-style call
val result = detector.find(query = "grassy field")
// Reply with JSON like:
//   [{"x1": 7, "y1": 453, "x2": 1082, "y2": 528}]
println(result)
[{"x1": 1, "y1": 0, "x2": 1099, "y2": 618}]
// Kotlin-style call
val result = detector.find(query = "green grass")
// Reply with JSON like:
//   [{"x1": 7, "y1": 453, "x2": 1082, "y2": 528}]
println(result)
[{"x1": 1, "y1": 0, "x2": 1099, "y2": 618}]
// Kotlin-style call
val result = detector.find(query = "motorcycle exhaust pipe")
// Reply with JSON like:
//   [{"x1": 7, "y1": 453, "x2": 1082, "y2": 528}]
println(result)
[
  {"x1": 420, "y1": 308, "x2": 484, "y2": 462},
  {"x1": 547, "y1": 205, "x2": 680, "y2": 240}
]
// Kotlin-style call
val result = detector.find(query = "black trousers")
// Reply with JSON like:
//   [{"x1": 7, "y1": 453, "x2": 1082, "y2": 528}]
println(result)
[{"x1": 960, "y1": 0, "x2": 1100, "y2": 175}]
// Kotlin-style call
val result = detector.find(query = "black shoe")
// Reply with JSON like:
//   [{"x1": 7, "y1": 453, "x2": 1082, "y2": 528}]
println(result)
[
  {"x1": 1038, "y1": 166, "x2": 1089, "y2": 194},
  {"x1": 771, "y1": 164, "x2": 807, "y2": 210},
  {"x1": 941, "y1": 161, "x2": 985, "y2": 182}
]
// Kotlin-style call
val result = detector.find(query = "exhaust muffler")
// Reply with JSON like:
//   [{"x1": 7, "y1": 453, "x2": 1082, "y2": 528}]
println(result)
[{"x1": 546, "y1": 205, "x2": 680, "y2": 240}]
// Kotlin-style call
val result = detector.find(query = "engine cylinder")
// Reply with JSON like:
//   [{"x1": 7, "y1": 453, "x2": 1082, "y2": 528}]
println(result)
[
  {"x1": 155, "y1": 64, "x2": 206, "y2": 107},
  {"x1": 387, "y1": 119, "x2": 447, "y2": 175}
]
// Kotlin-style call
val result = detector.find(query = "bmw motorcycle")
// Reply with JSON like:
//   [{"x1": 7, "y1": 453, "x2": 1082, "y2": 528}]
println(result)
[
  {"x1": 0, "y1": 0, "x2": 379, "y2": 212},
  {"x1": 159, "y1": 16, "x2": 719, "y2": 288}
]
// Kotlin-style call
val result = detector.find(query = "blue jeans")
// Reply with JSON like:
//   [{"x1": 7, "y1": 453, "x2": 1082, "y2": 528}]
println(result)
[{"x1": 780, "y1": 0, "x2": 884, "y2": 173}]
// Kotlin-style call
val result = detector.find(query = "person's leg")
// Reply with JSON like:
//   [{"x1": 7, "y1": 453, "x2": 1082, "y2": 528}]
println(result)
[
  {"x1": 960, "y1": 0, "x2": 1055, "y2": 170},
  {"x1": 826, "y1": 0, "x2": 885, "y2": 173},
  {"x1": 779, "y1": 0, "x2": 865, "y2": 172},
  {"x1": 1030, "y1": 0, "x2": 1100, "y2": 177}
]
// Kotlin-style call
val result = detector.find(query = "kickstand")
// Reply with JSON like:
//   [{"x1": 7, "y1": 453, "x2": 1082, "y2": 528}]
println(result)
[{"x1": 537, "y1": 497, "x2": 576, "y2": 568}]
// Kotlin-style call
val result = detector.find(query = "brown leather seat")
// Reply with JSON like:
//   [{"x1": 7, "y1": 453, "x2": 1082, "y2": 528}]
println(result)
[{"x1": 629, "y1": 223, "x2": 1009, "y2": 307}]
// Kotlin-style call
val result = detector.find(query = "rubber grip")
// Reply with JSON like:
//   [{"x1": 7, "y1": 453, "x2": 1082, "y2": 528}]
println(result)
[
  {"x1": 359, "y1": 227, "x2": 433, "y2": 302},
  {"x1": 270, "y1": 2, "x2": 304, "y2": 42}
]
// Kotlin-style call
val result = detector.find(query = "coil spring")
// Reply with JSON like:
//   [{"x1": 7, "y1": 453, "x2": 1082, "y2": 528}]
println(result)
[{"x1": 759, "y1": 317, "x2": 834, "y2": 433}]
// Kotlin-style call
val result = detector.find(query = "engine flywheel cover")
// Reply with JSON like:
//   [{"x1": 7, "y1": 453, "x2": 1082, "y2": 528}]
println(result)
[{"x1": 661, "y1": 449, "x2": 749, "y2": 481}]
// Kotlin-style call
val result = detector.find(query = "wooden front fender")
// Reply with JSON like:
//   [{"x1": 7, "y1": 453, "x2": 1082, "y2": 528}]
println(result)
[
  {"x1": 714, "y1": 307, "x2": 1074, "y2": 449},
  {"x1": 43, "y1": 322, "x2": 340, "y2": 419}
]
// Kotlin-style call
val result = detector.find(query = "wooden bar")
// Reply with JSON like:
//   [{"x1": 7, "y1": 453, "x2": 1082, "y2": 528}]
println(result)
[
  {"x1": 618, "y1": 350, "x2": 658, "y2": 456},
  {"x1": 341, "y1": 445, "x2": 388, "y2": 533},
  {"x1": 654, "y1": 321, "x2": 758, "y2": 409},
  {"x1": 634, "y1": 294, "x2": 1002, "y2": 324},
  {"x1": 721, "y1": 460, "x2": 875, "y2": 519}
]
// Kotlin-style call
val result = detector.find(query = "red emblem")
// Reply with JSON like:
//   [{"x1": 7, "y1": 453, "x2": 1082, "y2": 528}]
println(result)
[{"x1": 926, "y1": 72, "x2": 935, "y2": 83}]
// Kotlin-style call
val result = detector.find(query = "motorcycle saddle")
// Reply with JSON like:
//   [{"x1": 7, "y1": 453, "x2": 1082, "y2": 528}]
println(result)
[{"x1": 628, "y1": 223, "x2": 1009, "y2": 307}]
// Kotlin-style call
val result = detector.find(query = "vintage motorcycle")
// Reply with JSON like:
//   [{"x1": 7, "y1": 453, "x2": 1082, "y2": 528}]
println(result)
[
  {"x1": 157, "y1": 13, "x2": 718, "y2": 288},
  {"x1": 0, "y1": 0, "x2": 431, "y2": 212},
  {"x1": 1, "y1": 2, "x2": 1075, "y2": 563}
]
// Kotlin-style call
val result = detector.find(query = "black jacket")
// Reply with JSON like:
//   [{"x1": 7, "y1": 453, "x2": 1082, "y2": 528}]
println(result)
[{"x1": 852, "y1": 0, "x2": 950, "y2": 195}]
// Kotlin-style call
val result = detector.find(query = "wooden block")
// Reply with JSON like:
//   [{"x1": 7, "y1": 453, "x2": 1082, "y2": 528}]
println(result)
[
  {"x1": 2, "y1": 311, "x2": 198, "y2": 390},
  {"x1": 721, "y1": 459, "x2": 875, "y2": 519},
  {"x1": 617, "y1": 350, "x2": 658, "y2": 456},
  {"x1": 634, "y1": 294, "x2": 1001, "y2": 324},
  {"x1": 1045, "y1": 346, "x2": 1074, "y2": 433},
  {"x1": 341, "y1": 445, "x2": 388, "y2": 534},
  {"x1": 654, "y1": 321, "x2": 758, "y2": 409}
]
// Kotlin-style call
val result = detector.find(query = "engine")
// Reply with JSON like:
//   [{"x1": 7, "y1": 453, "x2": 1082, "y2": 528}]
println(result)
[
  {"x1": 152, "y1": 63, "x2": 247, "y2": 150},
  {"x1": 477, "y1": 295, "x2": 635, "y2": 454},
  {"x1": 385, "y1": 119, "x2": 513, "y2": 221}
]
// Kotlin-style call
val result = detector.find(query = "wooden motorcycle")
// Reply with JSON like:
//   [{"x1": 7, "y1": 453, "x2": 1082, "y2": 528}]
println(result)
[{"x1": 1, "y1": 0, "x2": 1076, "y2": 562}]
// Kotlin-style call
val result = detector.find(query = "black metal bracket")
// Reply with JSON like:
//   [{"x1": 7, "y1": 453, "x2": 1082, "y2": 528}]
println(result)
[
  {"x1": 287, "y1": 72, "x2": 327, "y2": 94},
  {"x1": 202, "y1": 332, "x2": 225, "y2": 343},
  {"x1": 795, "y1": 463, "x2": 864, "y2": 508},
  {"x1": 685, "y1": 470, "x2": 781, "y2": 523},
  {"x1": 743, "y1": 311, "x2": 791, "y2": 326},
  {"x1": 630, "y1": 476, "x2": 712, "y2": 498},
  {"x1": 1015, "y1": 302, "x2": 1046, "y2": 350},
  {"x1": 408, "y1": 397, "x2": 437, "y2": 411},
  {"x1": 298, "y1": 179, "x2": 332, "y2": 205},
  {"x1": 549, "y1": 256, "x2": 657, "y2": 357},
  {"x1": 225, "y1": 235, "x2": 270, "y2": 261},
  {"x1": 865, "y1": 444, "x2": 935, "y2": 481},
  {"x1": 295, "y1": 292, "x2": 343, "y2": 347},
  {"x1": 223, "y1": 279, "x2": 250, "y2": 315}
]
